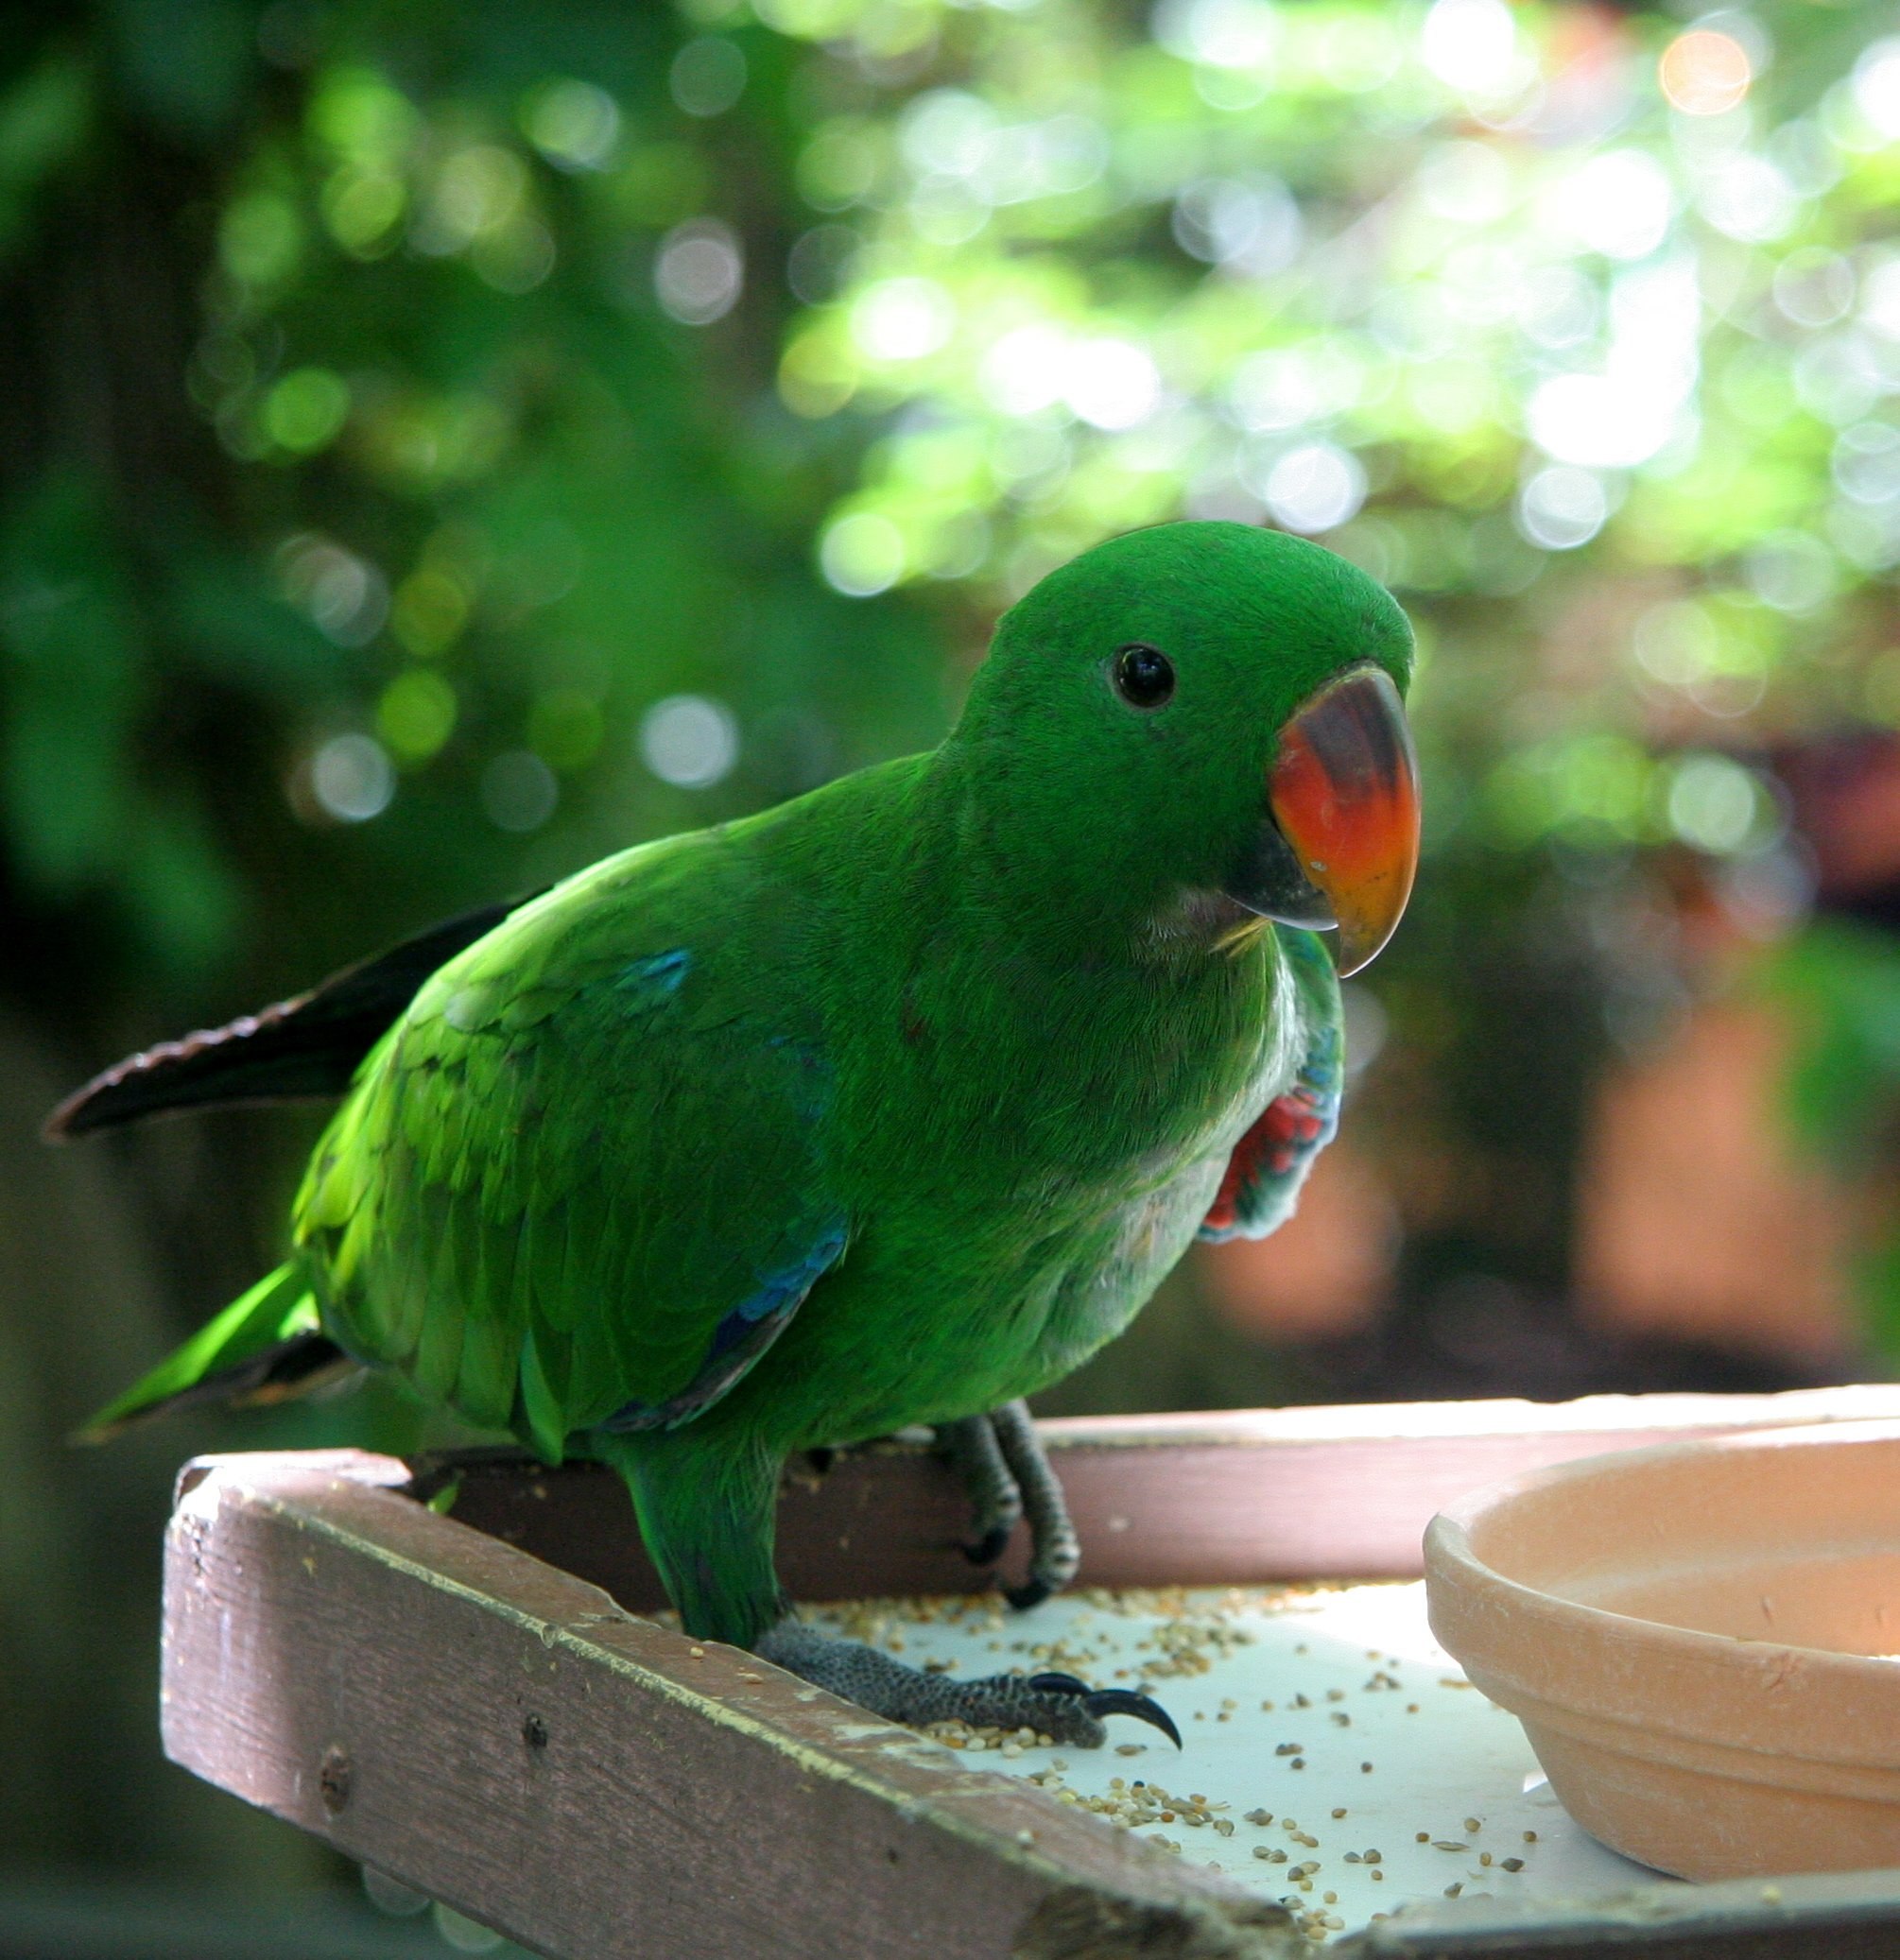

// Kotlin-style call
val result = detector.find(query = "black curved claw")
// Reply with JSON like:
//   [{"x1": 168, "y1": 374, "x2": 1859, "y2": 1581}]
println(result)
[
  {"x1": 1082, "y1": 1689, "x2": 1182, "y2": 1748},
  {"x1": 1026, "y1": 1673, "x2": 1183, "y2": 1748},
  {"x1": 963, "y1": 1525, "x2": 1012, "y2": 1567},
  {"x1": 1003, "y1": 1576, "x2": 1052, "y2": 1611}
]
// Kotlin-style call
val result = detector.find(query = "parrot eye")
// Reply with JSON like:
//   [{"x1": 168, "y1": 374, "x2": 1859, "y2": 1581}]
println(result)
[{"x1": 1111, "y1": 643, "x2": 1175, "y2": 710}]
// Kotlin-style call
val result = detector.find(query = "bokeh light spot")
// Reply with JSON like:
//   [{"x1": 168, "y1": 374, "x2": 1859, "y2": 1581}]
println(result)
[
  {"x1": 979, "y1": 325, "x2": 1069, "y2": 416},
  {"x1": 480, "y1": 751, "x2": 559, "y2": 831},
  {"x1": 852, "y1": 278, "x2": 955, "y2": 362},
  {"x1": 1065, "y1": 339, "x2": 1161, "y2": 431},
  {"x1": 1420, "y1": 0, "x2": 1519, "y2": 99},
  {"x1": 391, "y1": 568, "x2": 469, "y2": 657},
  {"x1": 820, "y1": 512, "x2": 906, "y2": 595},
  {"x1": 655, "y1": 219, "x2": 743, "y2": 324},
  {"x1": 220, "y1": 193, "x2": 302, "y2": 284},
  {"x1": 1659, "y1": 29, "x2": 1751, "y2": 116},
  {"x1": 1153, "y1": 0, "x2": 1280, "y2": 72},
  {"x1": 522, "y1": 79, "x2": 621, "y2": 170},
  {"x1": 311, "y1": 734, "x2": 395, "y2": 822},
  {"x1": 377, "y1": 670, "x2": 458, "y2": 764},
  {"x1": 1260, "y1": 441, "x2": 1366, "y2": 533},
  {"x1": 262, "y1": 369, "x2": 351, "y2": 454},
  {"x1": 1853, "y1": 38, "x2": 1900, "y2": 141},
  {"x1": 671, "y1": 38, "x2": 747, "y2": 118},
  {"x1": 1550, "y1": 149, "x2": 1672, "y2": 260},
  {"x1": 1774, "y1": 248, "x2": 1854, "y2": 328},
  {"x1": 1743, "y1": 531, "x2": 1837, "y2": 615},
  {"x1": 1663, "y1": 752, "x2": 1762, "y2": 854},
  {"x1": 1632, "y1": 600, "x2": 1720, "y2": 686},
  {"x1": 1515, "y1": 468, "x2": 1608, "y2": 551},
  {"x1": 639, "y1": 696, "x2": 739, "y2": 788},
  {"x1": 321, "y1": 169, "x2": 406, "y2": 256},
  {"x1": 278, "y1": 535, "x2": 389, "y2": 646}
]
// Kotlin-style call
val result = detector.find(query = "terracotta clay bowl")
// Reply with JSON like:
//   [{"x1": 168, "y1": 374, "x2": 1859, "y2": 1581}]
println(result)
[{"x1": 1424, "y1": 1419, "x2": 1900, "y2": 1881}]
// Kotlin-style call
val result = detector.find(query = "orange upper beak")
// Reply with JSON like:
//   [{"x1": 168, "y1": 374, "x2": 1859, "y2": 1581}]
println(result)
[
  {"x1": 1246, "y1": 665, "x2": 1421, "y2": 976},
  {"x1": 1268, "y1": 664, "x2": 1420, "y2": 974}
]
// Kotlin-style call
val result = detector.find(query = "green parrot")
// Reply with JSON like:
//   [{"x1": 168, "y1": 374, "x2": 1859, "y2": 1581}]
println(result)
[{"x1": 51, "y1": 521, "x2": 1419, "y2": 1747}]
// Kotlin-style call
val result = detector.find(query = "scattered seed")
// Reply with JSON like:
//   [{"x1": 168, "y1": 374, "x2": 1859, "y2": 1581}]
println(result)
[
  {"x1": 1244, "y1": 1810, "x2": 1273, "y2": 1826},
  {"x1": 1464, "y1": 1817, "x2": 1481, "y2": 1832},
  {"x1": 1432, "y1": 1841, "x2": 1469, "y2": 1852},
  {"x1": 1330, "y1": 1808, "x2": 1346, "y2": 1819},
  {"x1": 1443, "y1": 1883, "x2": 1462, "y2": 1899},
  {"x1": 1479, "y1": 1852, "x2": 1493, "y2": 1866},
  {"x1": 1501, "y1": 1858, "x2": 1524, "y2": 1873},
  {"x1": 1523, "y1": 1831, "x2": 1538, "y2": 1843}
]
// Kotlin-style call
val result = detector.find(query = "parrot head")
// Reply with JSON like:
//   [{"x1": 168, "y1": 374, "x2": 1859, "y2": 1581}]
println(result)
[{"x1": 951, "y1": 520, "x2": 1420, "y2": 975}]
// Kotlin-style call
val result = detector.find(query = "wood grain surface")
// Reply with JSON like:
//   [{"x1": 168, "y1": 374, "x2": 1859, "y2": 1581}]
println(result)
[
  {"x1": 162, "y1": 1388, "x2": 1900, "y2": 1959},
  {"x1": 402, "y1": 1384, "x2": 1900, "y2": 1613},
  {"x1": 164, "y1": 1452, "x2": 1300, "y2": 1960}
]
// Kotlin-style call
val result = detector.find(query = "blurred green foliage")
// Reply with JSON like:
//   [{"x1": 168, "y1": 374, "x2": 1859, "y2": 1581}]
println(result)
[{"x1": 9, "y1": 0, "x2": 1900, "y2": 1011}]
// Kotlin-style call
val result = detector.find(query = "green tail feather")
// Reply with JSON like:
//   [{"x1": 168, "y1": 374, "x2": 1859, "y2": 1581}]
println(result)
[{"x1": 78, "y1": 1262, "x2": 324, "y2": 1441}]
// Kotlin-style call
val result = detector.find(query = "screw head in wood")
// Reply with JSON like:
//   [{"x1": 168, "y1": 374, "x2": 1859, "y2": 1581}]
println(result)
[{"x1": 319, "y1": 1745, "x2": 353, "y2": 1814}]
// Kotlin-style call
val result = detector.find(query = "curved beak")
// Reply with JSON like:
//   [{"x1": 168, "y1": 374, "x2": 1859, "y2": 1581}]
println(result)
[{"x1": 1223, "y1": 665, "x2": 1421, "y2": 976}]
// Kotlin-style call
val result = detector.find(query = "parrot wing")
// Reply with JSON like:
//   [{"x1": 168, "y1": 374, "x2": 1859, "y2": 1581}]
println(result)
[
  {"x1": 43, "y1": 892, "x2": 546, "y2": 1138},
  {"x1": 294, "y1": 841, "x2": 848, "y2": 1461},
  {"x1": 1200, "y1": 927, "x2": 1343, "y2": 1242}
]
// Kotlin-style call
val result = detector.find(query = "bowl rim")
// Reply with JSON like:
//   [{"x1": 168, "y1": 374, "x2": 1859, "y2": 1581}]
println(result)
[{"x1": 1424, "y1": 1417, "x2": 1900, "y2": 1766}]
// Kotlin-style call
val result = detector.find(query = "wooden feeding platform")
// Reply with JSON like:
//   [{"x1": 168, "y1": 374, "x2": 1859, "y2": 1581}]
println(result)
[{"x1": 163, "y1": 1386, "x2": 1900, "y2": 1958}]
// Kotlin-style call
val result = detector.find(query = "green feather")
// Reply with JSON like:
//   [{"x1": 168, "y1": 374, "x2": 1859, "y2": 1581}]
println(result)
[
  {"x1": 91, "y1": 523, "x2": 1414, "y2": 1654},
  {"x1": 77, "y1": 1262, "x2": 318, "y2": 1440}
]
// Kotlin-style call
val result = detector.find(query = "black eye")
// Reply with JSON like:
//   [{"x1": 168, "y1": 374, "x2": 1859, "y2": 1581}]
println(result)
[{"x1": 1112, "y1": 643, "x2": 1175, "y2": 710}]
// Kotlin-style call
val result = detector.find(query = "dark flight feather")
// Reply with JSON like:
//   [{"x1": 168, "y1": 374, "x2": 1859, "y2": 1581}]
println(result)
[{"x1": 45, "y1": 894, "x2": 541, "y2": 1141}]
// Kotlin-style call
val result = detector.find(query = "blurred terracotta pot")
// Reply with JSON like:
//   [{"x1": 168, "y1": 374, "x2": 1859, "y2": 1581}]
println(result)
[{"x1": 1425, "y1": 1420, "x2": 1900, "y2": 1881}]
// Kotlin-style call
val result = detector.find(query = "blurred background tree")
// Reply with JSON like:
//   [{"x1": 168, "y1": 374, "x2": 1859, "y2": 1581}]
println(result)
[{"x1": 5, "y1": 0, "x2": 1899, "y2": 1945}]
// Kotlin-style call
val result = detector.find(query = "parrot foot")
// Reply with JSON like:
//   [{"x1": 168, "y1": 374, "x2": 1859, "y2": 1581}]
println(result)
[
  {"x1": 939, "y1": 1412, "x2": 1022, "y2": 1566},
  {"x1": 937, "y1": 1400, "x2": 1080, "y2": 1610},
  {"x1": 753, "y1": 1620, "x2": 1180, "y2": 1749}
]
